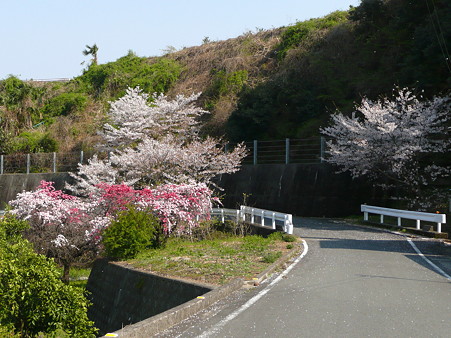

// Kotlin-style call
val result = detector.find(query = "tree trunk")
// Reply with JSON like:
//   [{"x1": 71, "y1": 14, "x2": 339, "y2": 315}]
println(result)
[{"x1": 62, "y1": 263, "x2": 71, "y2": 284}]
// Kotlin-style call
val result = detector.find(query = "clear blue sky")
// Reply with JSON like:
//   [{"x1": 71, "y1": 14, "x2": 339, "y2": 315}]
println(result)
[{"x1": 0, "y1": 0, "x2": 360, "y2": 80}]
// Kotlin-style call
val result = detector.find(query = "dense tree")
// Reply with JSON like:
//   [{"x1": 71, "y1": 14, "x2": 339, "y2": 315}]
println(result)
[{"x1": 226, "y1": 0, "x2": 451, "y2": 141}]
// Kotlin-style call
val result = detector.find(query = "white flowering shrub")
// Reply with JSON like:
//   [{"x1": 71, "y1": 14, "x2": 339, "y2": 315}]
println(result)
[{"x1": 321, "y1": 88, "x2": 450, "y2": 210}]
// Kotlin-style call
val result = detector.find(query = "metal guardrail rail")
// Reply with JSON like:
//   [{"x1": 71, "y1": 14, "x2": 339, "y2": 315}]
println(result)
[
  {"x1": 361, "y1": 204, "x2": 447, "y2": 233},
  {"x1": 211, "y1": 205, "x2": 293, "y2": 234}
]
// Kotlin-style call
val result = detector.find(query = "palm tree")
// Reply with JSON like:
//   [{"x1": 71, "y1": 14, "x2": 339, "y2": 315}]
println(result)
[{"x1": 82, "y1": 44, "x2": 99, "y2": 66}]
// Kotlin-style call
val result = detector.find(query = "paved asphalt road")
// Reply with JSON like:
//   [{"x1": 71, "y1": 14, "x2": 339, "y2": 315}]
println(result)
[{"x1": 157, "y1": 218, "x2": 451, "y2": 337}]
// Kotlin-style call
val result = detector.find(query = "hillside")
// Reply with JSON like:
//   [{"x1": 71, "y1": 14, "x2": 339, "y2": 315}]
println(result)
[{"x1": 0, "y1": 0, "x2": 449, "y2": 153}]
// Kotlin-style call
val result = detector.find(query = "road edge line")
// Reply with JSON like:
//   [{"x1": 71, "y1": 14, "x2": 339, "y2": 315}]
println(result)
[
  {"x1": 406, "y1": 238, "x2": 451, "y2": 281},
  {"x1": 198, "y1": 239, "x2": 309, "y2": 337}
]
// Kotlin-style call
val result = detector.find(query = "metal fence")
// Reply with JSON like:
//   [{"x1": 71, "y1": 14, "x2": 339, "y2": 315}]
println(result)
[
  {"x1": 0, "y1": 151, "x2": 103, "y2": 174},
  {"x1": 0, "y1": 137, "x2": 326, "y2": 175},
  {"x1": 232, "y1": 137, "x2": 325, "y2": 165}
]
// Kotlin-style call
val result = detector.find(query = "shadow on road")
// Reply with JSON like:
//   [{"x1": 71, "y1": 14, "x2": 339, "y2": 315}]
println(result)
[{"x1": 293, "y1": 216, "x2": 451, "y2": 280}]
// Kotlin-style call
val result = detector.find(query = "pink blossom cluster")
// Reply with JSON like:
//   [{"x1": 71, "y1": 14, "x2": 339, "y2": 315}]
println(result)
[
  {"x1": 9, "y1": 180, "x2": 218, "y2": 256},
  {"x1": 95, "y1": 182, "x2": 219, "y2": 234},
  {"x1": 9, "y1": 181, "x2": 110, "y2": 251}
]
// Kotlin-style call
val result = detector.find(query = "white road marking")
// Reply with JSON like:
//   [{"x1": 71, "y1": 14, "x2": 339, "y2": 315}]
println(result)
[
  {"x1": 198, "y1": 239, "x2": 309, "y2": 337},
  {"x1": 406, "y1": 238, "x2": 451, "y2": 281}
]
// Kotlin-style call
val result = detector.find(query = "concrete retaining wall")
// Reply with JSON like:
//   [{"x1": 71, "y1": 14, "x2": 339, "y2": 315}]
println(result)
[
  {"x1": 0, "y1": 173, "x2": 73, "y2": 208},
  {"x1": 0, "y1": 164, "x2": 379, "y2": 217},
  {"x1": 215, "y1": 163, "x2": 383, "y2": 217},
  {"x1": 86, "y1": 259, "x2": 213, "y2": 336}
]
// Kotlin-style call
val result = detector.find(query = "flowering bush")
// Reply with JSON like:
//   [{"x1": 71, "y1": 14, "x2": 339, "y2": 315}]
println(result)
[
  {"x1": 8, "y1": 180, "x2": 218, "y2": 281},
  {"x1": 96, "y1": 182, "x2": 219, "y2": 234},
  {"x1": 8, "y1": 181, "x2": 110, "y2": 282}
]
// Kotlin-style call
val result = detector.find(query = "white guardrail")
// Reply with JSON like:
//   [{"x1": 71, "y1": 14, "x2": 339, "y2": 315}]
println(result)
[
  {"x1": 211, "y1": 206, "x2": 293, "y2": 235},
  {"x1": 361, "y1": 205, "x2": 447, "y2": 233}
]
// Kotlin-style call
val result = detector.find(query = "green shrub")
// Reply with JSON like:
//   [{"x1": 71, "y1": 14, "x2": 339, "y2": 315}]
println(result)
[
  {"x1": 76, "y1": 53, "x2": 182, "y2": 98},
  {"x1": 204, "y1": 70, "x2": 248, "y2": 110},
  {"x1": 102, "y1": 207, "x2": 165, "y2": 259},
  {"x1": 268, "y1": 231, "x2": 284, "y2": 241},
  {"x1": 42, "y1": 92, "x2": 88, "y2": 119},
  {"x1": 9, "y1": 131, "x2": 58, "y2": 153},
  {"x1": 0, "y1": 215, "x2": 97, "y2": 337},
  {"x1": 262, "y1": 251, "x2": 282, "y2": 263},
  {"x1": 277, "y1": 10, "x2": 348, "y2": 59},
  {"x1": 282, "y1": 234, "x2": 297, "y2": 242}
]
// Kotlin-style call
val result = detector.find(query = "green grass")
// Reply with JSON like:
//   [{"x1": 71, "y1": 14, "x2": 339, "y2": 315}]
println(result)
[
  {"x1": 125, "y1": 233, "x2": 298, "y2": 285},
  {"x1": 55, "y1": 266, "x2": 91, "y2": 289}
]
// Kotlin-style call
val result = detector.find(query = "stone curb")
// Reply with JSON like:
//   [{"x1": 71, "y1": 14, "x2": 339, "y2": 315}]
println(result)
[
  {"x1": 106, "y1": 277, "x2": 244, "y2": 337},
  {"x1": 104, "y1": 240, "x2": 302, "y2": 337}
]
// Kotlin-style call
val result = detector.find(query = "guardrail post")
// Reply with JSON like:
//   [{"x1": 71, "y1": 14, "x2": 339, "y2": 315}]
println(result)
[
  {"x1": 397, "y1": 217, "x2": 401, "y2": 227},
  {"x1": 0, "y1": 155, "x2": 3, "y2": 175},
  {"x1": 285, "y1": 138, "x2": 290, "y2": 164},
  {"x1": 320, "y1": 136, "x2": 325, "y2": 163},
  {"x1": 272, "y1": 212, "x2": 276, "y2": 229},
  {"x1": 416, "y1": 220, "x2": 421, "y2": 230},
  {"x1": 253, "y1": 140, "x2": 258, "y2": 165},
  {"x1": 26, "y1": 154, "x2": 30, "y2": 174},
  {"x1": 251, "y1": 208, "x2": 255, "y2": 224},
  {"x1": 53, "y1": 152, "x2": 57, "y2": 173},
  {"x1": 380, "y1": 214, "x2": 384, "y2": 223},
  {"x1": 437, "y1": 222, "x2": 442, "y2": 233},
  {"x1": 261, "y1": 210, "x2": 265, "y2": 226}
]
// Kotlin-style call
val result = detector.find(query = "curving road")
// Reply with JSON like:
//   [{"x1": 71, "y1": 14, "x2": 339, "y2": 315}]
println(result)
[{"x1": 157, "y1": 218, "x2": 451, "y2": 337}]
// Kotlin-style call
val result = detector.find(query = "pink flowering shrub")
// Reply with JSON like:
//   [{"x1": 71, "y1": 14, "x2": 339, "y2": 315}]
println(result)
[
  {"x1": 9, "y1": 181, "x2": 110, "y2": 282},
  {"x1": 96, "y1": 182, "x2": 219, "y2": 234},
  {"x1": 8, "y1": 180, "x2": 219, "y2": 280}
]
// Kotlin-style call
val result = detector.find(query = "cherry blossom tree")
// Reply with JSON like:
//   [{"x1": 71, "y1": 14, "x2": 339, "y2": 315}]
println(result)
[
  {"x1": 68, "y1": 87, "x2": 246, "y2": 195},
  {"x1": 321, "y1": 88, "x2": 450, "y2": 209},
  {"x1": 8, "y1": 181, "x2": 110, "y2": 283}
]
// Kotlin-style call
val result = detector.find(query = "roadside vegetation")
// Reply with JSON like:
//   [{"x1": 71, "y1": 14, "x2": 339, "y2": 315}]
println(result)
[
  {"x1": 0, "y1": 215, "x2": 97, "y2": 337},
  {"x1": 118, "y1": 221, "x2": 299, "y2": 285}
]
